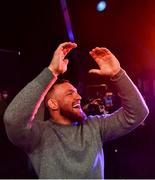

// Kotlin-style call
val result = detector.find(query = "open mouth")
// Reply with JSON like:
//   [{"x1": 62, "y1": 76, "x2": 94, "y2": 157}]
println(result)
[{"x1": 72, "y1": 103, "x2": 81, "y2": 109}]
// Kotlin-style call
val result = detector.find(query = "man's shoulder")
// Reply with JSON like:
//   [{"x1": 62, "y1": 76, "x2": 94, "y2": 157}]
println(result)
[
  {"x1": 86, "y1": 114, "x2": 107, "y2": 121},
  {"x1": 84, "y1": 114, "x2": 107, "y2": 127}
]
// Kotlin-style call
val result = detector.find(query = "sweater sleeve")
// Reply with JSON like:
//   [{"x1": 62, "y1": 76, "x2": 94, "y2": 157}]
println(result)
[
  {"x1": 96, "y1": 69, "x2": 149, "y2": 142},
  {"x1": 3, "y1": 68, "x2": 57, "y2": 152}
]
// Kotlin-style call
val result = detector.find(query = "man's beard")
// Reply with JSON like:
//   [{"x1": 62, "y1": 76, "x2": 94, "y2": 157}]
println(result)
[{"x1": 59, "y1": 107, "x2": 87, "y2": 123}]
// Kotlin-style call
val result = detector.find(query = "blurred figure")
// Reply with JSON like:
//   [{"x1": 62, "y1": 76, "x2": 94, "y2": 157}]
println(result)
[{"x1": 83, "y1": 98, "x2": 108, "y2": 115}]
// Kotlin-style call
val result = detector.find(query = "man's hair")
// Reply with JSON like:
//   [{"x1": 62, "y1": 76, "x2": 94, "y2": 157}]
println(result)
[
  {"x1": 45, "y1": 79, "x2": 69, "y2": 106},
  {"x1": 44, "y1": 79, "x2": 70, "y2": 120},
  {"x1": 50, "y1": 79, "x2": 69, "y2": 91}
]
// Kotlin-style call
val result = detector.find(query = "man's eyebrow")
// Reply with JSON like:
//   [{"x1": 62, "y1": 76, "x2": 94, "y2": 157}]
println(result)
[{"x1": 65, "y1": 88, "x2": 77, "y2": 93}]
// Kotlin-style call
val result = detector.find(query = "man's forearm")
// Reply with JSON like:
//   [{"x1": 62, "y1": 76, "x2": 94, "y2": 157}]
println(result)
[{"x1": 111, "y1": 68, "x2": 149, "y2": 124}]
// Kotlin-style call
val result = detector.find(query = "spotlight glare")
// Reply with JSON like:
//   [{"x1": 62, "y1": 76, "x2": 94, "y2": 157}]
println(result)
[{"x1": 97, "y1": 1, "x2": 106, "y2": 12}]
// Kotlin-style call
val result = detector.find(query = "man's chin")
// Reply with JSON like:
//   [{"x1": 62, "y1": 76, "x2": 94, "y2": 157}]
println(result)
[
  {"x1": 73, "y1": 109, "x2": 87, "y2": 121},
  {"x1": 60, "y1": 108, "x2": 87, "y2": 123},
  {"x1": 75, "y1": 112, "x2": 87, "y2": 122}
]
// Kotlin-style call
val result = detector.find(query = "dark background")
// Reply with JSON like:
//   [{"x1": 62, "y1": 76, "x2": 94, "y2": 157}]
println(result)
[{"x1": 0, "y1": 0, "x2": 155, "y2": 178}]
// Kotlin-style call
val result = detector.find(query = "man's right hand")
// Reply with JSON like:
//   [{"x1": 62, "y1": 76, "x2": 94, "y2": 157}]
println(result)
[{"x1": 48, "y1": 42, "x2": 77, "y2": 76}]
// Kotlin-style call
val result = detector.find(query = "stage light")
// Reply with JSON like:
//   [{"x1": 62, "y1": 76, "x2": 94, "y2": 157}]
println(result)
[{"x1": 97, "y1": 1, "x2": 107, "y2": 12}]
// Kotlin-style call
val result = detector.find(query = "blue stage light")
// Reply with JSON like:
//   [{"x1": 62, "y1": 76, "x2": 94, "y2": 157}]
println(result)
[{"x1": 97, "y1": 1, "x2": 106, "y2": 12}]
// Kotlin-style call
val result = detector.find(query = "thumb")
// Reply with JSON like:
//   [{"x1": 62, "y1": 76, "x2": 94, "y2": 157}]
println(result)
[
  {"x1": 88, "y1": 69, "x2": 101, "y2": 75},
  {"x1": 61, "y1": 59, "x2": 69, "y2": 74},
  {"x1": 63, "y1": 58, "x2": 69, "y2": 65}
]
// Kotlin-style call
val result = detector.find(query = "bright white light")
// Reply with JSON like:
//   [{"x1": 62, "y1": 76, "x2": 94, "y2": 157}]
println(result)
[
  {"x1": 97, "y1": 1, "x2": 107, "y2": 12},
  {"x1": 114, "y1": 149, "x2": 118, "y2": 153}
]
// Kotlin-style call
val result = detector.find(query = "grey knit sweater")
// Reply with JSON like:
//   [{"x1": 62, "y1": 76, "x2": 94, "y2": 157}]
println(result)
[{"x1": 4, "y1": 68, "x2": 149, "y2": 179}]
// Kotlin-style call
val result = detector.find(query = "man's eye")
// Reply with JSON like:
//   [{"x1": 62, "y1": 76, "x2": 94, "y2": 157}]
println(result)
[
  {"x1": 66, "y1": 92, "x2": 73, "y2": 95},
  {"x1": 66, "y1": 90, "x2": 77, "y2": 96}
]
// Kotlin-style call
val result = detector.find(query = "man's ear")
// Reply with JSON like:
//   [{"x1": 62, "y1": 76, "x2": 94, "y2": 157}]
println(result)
[{"x1": 47, "y1": 98, "x2": 58, "y2": 110}]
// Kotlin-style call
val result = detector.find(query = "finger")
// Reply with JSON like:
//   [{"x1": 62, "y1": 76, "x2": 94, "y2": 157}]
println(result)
[
  {"x1": 89, "y1": 48, "x2": 102, "y2": 56},
  {"x1": 63, "y1": 42, "x2": 77, "y2": 47},
  {"x1": 89, "y1": 50, "x2": 97, "y2": 56},
  {"x1": 92, "y1": 47, "x2": 111, "y2": 56},
  {"x1": 59, "y1": 42, "x2": 73, "y2": 48},
  {"x1": 61, "y1": 42, "x2": 77, "y2": 48},
  {"x1": 91, "y1": 47, "x2": 107, "y2": 51},
  {"x1": 100, "y1": 47, "x2": 111, "y2": 55},
  {"x1": 56, "y1": 42, "x2": 70, "y2": 51},
  {"x1": 88, "y1": 69, "x2": 101, "y2": 75},
  {"x1": 63, "y1": 43, "x2": 77, "y2": 56},
  {"x1": 90, "y1": 47, "x2": 101, "y2": 53},
  {"x1": 89, "y1": 51, "x2": 98, "y2": 61},
  {"x1": 56, "y1": 42, "x2": 77, "y2": 54}
]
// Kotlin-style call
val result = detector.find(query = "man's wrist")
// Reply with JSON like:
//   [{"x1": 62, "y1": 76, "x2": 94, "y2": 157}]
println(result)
[
  {"x1": 110, "y1": 68, "x2": 125, "y2": 80},
  {"x1": 48, "y1": 66, "x2": 59, "y2": 77}
]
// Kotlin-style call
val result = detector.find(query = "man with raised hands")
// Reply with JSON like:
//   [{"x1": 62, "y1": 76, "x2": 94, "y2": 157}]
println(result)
[{"x1": 4, "y1": 42, "x2": 149, "y2": 179}]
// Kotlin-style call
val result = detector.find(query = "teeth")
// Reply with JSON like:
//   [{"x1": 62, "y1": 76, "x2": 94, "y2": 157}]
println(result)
[{"x1": 73, "y1": 103, "x2": 81, "y2": 108}]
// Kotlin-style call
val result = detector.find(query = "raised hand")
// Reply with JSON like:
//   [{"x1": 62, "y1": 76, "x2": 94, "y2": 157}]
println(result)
[
  {"x1": 48, "y1": 42, "x2": 77, "y2": 76},
  {"x1": 89, "y1": 47, "x2": 121, "y2": 77}
]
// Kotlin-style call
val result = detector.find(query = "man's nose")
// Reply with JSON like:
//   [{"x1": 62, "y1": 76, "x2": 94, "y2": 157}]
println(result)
[{"x1": 75, "y1": 93, "x2": 82, "y2": 100}]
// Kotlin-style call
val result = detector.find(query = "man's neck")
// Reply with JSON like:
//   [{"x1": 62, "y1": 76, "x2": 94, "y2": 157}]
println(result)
[{"x1": 50, "y1": 114, "x2": 72, "y2": 125}]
